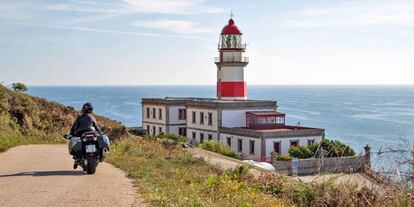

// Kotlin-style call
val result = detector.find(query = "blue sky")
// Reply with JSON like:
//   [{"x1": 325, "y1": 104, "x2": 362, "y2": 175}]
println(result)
[{"x1": 1, "y1": 0, "x2": 414, "y2": 85}]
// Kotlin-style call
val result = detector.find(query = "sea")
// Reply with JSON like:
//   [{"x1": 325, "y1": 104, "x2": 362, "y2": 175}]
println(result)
[{"x1": 28, "y1": 85, "x2": 414, "y2": 157}]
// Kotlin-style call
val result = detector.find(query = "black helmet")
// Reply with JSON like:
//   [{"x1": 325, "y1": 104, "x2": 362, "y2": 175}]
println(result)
[{"x1": 81, "y1": 102, "x2": 93, "y2": 114}]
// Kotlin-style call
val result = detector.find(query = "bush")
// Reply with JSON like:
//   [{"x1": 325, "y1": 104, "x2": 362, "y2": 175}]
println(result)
[
  {"x1": 276, "y1": 154, "x2": 292, "y2": 161},
  {"x1": 156, "y1": 133, "x2": 188, "y2": 143},
  {"x1": 311, "y1": 139, "x2": 356, "y2": 157},
  {"x1": 286, "y1": 139, "x2": 356, "y2": 159},
  {"x1": 199, "y1": 140, "x2": 240, "y2": 159},
  {"x1": 12, "y1": 83, "x2": 28, "y2": 92},
  {"x1": 289, "y1": 146, "x2": 313, "y2": 159}
]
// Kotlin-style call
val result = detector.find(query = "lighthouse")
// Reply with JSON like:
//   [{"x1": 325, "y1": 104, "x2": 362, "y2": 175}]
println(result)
[{"x1": 215, "y1": 17, "x2": 249, "y2": 100}]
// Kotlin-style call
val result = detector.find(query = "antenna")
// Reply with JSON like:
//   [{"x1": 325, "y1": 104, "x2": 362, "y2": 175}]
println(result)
[{"x1": 230, "y1": 10, "x2": 234, "y2": 19}]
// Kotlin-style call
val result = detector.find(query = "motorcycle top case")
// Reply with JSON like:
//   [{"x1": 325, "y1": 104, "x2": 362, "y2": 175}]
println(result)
[{"x1": 69, "y1": 137, "x2": 82, "y2": 155}]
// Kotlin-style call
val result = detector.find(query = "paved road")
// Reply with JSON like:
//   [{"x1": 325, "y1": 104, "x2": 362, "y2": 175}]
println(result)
[{"x1": 0, "y1": 145, "x2": 144, "y2": 207}]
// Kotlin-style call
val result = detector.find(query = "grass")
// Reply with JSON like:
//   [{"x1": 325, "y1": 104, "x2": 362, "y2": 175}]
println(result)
[
  {"x1": 107, "y1": 137, "x2": 287, "y2": 207},
  {"x1": 0, "y1": 84, "x2": 128, "y2": 152},
  {"x1": 0, "y1": 134, "x2": 64, "y2": 152},
  {"x1": 108, "y1": 137, "x2": 413, "y2": 207}
]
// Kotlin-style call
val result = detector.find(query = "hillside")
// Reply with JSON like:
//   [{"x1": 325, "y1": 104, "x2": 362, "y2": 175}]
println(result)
[{"x1": 0, "y1": 85, "x2": 128, "y2": 151}]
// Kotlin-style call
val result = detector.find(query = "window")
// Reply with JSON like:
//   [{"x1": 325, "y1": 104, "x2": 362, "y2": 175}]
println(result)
[
  {"x1": 158, "y1": 109, "x2": 162, "y2": 120},
  {"x1": 237, "y1": 139, "x2": 242, "y2": 152},
  {"x1": 192, "y1": 132, "x2": 196, "y2": 140},
  {"x1": 276, "y1": 117, "x2": 285, "y2": 124},
  {"x1": 308, "y1": 139, "x2": 315, "y2": 146},
  {"x1": 208, "y1": 134, "x2": 212, "y2": 140},
  {"x1": 227, "y1": 137, "x2": 231, "y2": 146},
  {"x1": 290, "y1": 140, "x2": 299, "y2": 147},
  {"x1": 178, "y1": 109, "x2": 186, "y2": 120},
  {"x1": 192, "y1": 111, "x2": 196, "y2": 124},
  {"x1": 208, "y1": 112, "x2": 213, "y2": 126},
  {"x1": 152, "y1": 108, "x2": 156, "y2": 119},
  {"x1": 249, "y1": 140, "x2": 255, "y2": 155},
  {"x1": 273, "y1": 142, "x2": 281, "y2": 154},
  {"x1": 179, "y1": 127, "x2": 186, "y2": 136},
  {"x1": 146, "y1": 125, "x2": 150, "y2": 134},
  {"x1": 200, "y1": 112, "x2": 204, "y2": 125},
  {"x1": 152, "y1": 126, "x2": 156, "y2": 136},
  {"x1": 146, "y1": 108, "x2": 150, "y2": 119},
  {"x1": 159, "y1": 127, "x2": 162, "y2": 134},
  {"x1": 200, "y1": 133, "x2": 204, "y2": 143},
  {"x1": 258, "y1": 117, "x2": 266, "y2": 124}
]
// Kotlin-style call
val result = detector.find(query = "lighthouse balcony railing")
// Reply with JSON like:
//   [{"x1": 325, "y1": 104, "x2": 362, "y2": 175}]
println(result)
[
  {"x1": 218, "y1": 43, "x2": 246, "y2": 50},
  {"x1": 214, "y1": 57, "x2": 249, "y2": 63}
]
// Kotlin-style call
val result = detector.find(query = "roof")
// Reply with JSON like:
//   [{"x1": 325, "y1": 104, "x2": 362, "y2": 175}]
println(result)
[
  {"x1": 142, "y1": 97, "x2": 277, "y2": 109},
  {"x1": 220, "y1": 126, "x2": 325, "y2": 138},
  {"x1": 221, "y1": 18, "x2": 242, "y2": 35},
  {"x1": 246, "y1": 111, "x2": 286, "y2": 116}
]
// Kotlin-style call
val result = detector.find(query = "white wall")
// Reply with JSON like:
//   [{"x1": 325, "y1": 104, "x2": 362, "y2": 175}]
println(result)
[
  {"x1": 168, "y1": 106, "x2": 186, "y2": 125},
  {"x1": 222, "y1": 109, "x2": 274, "y2": 128},
  {"x1": 187, "y1": 128, "x2": 218, "y2": 144},
  {"x1": 264, "y1": 135, "x2": 323, "y2": 156},
  {"x1": 220, "y1": 133, "x2": 261, "y2": 159},
  {"x1": 218, "y1": 67, "x2": 244, "y2": 82},
  {"x1": 168, "y1": 125, "x2": 186, "y2": 136},
  {"x1": 186, "y1": 107, "x2": 218, "y2": 131},
  {"x1": 142, "y1": 104, "x2": 167, "y2": 124},
  {"x1": 143, "y1": 123, "x2": 166, "y2": 136},
  {"x1": 222, "y1": 51, "x2": 242, "y2": 62}
]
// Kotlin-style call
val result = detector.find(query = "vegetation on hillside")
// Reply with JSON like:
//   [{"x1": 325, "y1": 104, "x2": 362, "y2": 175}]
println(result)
[
  {"x1": 0, "y1": 85, "x2": 128, "y2": 152},
  {"x1": 156, "y1": 133, "x2": 188, "y2": 143},
  {"x1": 107, "y1": 137, "x2": 286, "y2": 207},
  {"x1": 199, "y1": 140, "x2": 240, "y2": 159},
  {"x1": 109, "y1": 137, "x2": 413, "y2": 207},
  {"x1": 11, "y1": 83, "x2": 28, "y2": 92},
  {"x1": 275, "y1": 139, "x2": 357, "y2": 160}
]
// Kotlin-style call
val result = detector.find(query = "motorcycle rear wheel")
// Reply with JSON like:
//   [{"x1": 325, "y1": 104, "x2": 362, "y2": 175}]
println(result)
[{"x1": 86, "y1": 157, "x2": 97, "y2": 174}]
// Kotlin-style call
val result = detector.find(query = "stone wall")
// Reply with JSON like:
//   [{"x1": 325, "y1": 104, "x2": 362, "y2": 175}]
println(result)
[{"x1": 272, "y1": 153, "x2": 370, "y2": 175}]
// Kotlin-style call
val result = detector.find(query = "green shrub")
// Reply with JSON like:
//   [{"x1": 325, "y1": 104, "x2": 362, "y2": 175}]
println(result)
[
  {"x1": 199, "y1": 140, "x2": 240, "y2": 159},
  {"x1": 156, "y1": 133, "x2": 187, "y2": 143},
  {"x1": 11, "y1": 83, "x2": 28, "y2": 92},
  {"x1": 311, "y1": 139, "x2": 356, "y2": 157},
  {"x1": 288, "y1": 146, "x2": 313, "y2": 159},
  {"x1": 276, "y1": 154, "x2": 292, "y2": 161}
]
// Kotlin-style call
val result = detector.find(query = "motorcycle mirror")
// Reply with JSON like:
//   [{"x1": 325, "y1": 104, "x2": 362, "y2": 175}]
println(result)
[{"x1": 63, "y1": 134, "x2": 71, "y2": 139}]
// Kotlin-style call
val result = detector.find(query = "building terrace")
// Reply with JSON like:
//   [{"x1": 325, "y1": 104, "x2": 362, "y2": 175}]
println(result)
[{"x1": 220, "y1": 126, "x2": 325, "y2": 139}]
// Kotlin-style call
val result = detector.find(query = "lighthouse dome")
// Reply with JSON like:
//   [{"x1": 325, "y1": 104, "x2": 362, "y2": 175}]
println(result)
[{"x1": 221, "y1": 18, "x2": 242, "y2": 35}]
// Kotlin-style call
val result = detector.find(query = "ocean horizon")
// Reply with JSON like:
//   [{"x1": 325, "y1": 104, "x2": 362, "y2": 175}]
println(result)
[{"x1": 27, "y1": 85, "x2": 414, "y2": 157}]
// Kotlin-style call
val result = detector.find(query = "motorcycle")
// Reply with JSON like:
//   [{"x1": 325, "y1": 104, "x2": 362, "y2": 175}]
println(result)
[{"x1": 64, "y1": 131, "x2": 109, "y2": 174}]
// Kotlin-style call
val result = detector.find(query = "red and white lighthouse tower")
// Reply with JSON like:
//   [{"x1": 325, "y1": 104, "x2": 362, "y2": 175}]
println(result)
[{"x1": 215, "y1": 17, "x2": 249, "y2": 100}]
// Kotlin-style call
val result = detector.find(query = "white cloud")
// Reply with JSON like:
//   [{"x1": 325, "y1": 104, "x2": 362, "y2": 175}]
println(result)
[
  {"x1": 0, "y1": 2, "x2": 32, "y2": 21},
  {"x1": 132, "y1": 19, "x2": 212, "y2": 34},
  {"x1": 0, "y1": 21, "x2": 203, "y2": 39},
  {"x1": 281, "y1": 0, "x2": 414, "y2": 28},
  {"x1": 123, "y1": 0, "x2": 223, "y2": 14},
  {"x1": 44, "y1": 0, "x2": 223, "y2": 14}
]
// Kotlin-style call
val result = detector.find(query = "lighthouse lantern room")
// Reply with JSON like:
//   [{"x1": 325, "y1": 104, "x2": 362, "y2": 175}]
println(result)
[{"x1": 215, "y1": 17, "x2": 249, "y2": 100}]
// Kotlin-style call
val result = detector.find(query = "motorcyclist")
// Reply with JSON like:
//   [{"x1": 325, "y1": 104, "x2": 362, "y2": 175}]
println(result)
[
  {"x1": 69, "y1": 103, "x2": 108, "y2": 169},
  {"x1": 70, "y1": 103, "x2": 102, "y2": 137}
]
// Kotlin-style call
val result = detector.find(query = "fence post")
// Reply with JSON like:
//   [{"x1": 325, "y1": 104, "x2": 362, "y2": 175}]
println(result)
[
  {"x1": 318, "y1": 148, "x2": 326, "y2": 173},
  {"x1": 364, "y1": 144, "x2": 371, "y2": 168}
]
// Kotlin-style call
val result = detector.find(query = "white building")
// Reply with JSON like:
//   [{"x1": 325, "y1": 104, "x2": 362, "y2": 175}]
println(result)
[{"x1": 141, "y1": 17, "x2": 325, "y2": 162}]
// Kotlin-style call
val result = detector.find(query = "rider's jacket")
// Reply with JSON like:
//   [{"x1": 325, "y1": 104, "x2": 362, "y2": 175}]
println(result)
[{"x1": 70, "y1": 114, "x2": 102, "y2": 137}]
